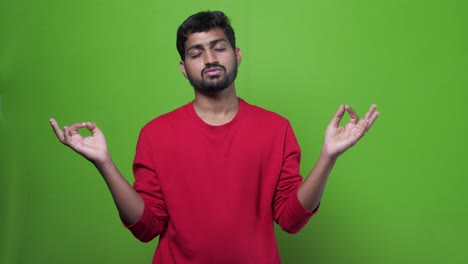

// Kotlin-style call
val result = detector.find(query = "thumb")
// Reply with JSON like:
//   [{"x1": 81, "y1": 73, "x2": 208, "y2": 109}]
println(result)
[
  {"x1": 85, "y1": 122, "x2": 100, "y2": 134},
  {"x1": 329, "y1": 105, "x2": 345, "y2": 128}
]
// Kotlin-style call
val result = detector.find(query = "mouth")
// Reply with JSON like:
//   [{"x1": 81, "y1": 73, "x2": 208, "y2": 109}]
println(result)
[{"x1": 203, "y1": 66, "x2": 224, "y2": 77}]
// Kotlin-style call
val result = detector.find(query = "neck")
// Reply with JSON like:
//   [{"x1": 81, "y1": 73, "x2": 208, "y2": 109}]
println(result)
[{"x1": 193, "y1": 85, "x2": 239, "y2": 126}]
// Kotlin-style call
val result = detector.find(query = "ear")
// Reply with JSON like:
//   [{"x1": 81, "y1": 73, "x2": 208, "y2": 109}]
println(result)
[
  {"x1": 235, "y1": 48, "x2": 242, "y2": 66},
  {"x1": 179, "y1": 60, "x2": 188, "y2": 79}
]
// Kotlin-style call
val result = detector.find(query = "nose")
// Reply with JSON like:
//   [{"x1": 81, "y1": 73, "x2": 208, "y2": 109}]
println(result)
[{"x1": 204, "y1": 50, "x2": 218, "y2": 65}]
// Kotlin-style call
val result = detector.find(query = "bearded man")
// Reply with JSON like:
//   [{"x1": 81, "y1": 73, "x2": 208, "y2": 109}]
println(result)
[{"x1": 50, "y1": 11, "x2": 379, "y2": 264}]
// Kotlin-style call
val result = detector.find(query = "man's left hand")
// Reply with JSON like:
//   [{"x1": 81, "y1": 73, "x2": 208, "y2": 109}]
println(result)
[{"x1": 321, "y1": 104, "x2": 380, "y2": 160}]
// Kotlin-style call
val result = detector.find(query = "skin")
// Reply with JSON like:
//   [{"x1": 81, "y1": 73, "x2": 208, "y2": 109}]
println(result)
[
  {"x1": 180, "y1": 27, "x2": 242, "y2": 126},
  {"x1": 49, "y1": 119, "x2": 144, "y2": 225},
  {"x1": 49, "y1": 27, "x2": 380, "y2": 226},
  {"x1": 182, "y1": 28, "x2": 239, "y2": 95},
  {"x1": 298, "y1": 104, "x2": 379, "y2": 210}
]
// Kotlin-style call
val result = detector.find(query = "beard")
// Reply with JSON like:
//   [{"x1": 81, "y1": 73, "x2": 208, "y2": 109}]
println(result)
[{"x1": 185, "y1": 60, "x2": 238, "y2": 94}]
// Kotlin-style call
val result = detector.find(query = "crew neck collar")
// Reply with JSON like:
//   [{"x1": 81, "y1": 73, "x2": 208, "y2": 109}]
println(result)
[{"x1": 189, "y1": 97, "x2": 245, "y2": 130}]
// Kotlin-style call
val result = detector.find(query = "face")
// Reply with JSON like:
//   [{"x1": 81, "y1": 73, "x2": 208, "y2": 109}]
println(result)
[{"x1": 180, "y1": 27, "x2": 241, "y2": 94}]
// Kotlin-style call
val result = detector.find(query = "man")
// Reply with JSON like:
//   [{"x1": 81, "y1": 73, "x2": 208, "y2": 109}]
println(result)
[{"x1": 50, "y1": 11, "x2": 379, "y2": 264}]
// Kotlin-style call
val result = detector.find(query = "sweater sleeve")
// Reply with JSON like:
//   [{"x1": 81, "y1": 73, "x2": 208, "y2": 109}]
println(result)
[
  {"x1": 273, "y1": 122, "x2": 318, "y2": 233},
  {"x1": 123, "y1": 129, "x2": 169, "y2": 242}
]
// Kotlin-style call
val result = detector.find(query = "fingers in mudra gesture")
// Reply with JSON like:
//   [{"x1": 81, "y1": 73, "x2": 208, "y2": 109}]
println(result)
[
  {"x1": 49, "y1": 118, "x2": 110, "y2": 166},
  {"x1": 323, "y1": 104, "x2": 380, "y2": 159}
]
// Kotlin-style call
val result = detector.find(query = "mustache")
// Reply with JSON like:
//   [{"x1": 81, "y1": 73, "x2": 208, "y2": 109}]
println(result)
[{"x1": 202, "y1": 64, "x2": 226, "y2": 75}]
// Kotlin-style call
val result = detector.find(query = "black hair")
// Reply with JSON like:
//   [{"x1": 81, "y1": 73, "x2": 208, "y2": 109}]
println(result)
[{"x1": 176, "y1": 11, "x2": 236, "y2": 61}]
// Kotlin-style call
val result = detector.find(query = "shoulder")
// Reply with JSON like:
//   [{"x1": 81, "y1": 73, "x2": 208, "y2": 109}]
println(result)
[
  {"x1": 240, "y1": 98, "x2": 290, "y2": 127},
  {"x1": 140, "y1": 101, "x2": 192, "y2": 134}
]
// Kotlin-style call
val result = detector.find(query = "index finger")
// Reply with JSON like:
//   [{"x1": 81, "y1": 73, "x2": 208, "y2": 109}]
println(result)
[
  {"x1": 68, "y1": 122, "x2": 88, "y2": 136},
  {"x1": 345, "y1": 105, "x2": 360, "y2": 124}
]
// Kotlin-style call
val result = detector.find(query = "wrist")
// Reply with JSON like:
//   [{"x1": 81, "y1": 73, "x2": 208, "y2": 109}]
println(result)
[
  {"x1": 319, "y1": 149, "x2": 338, "y2": 163},
  {"x1": 94, "y1": 153, "x2": 113, "y2": 170}
]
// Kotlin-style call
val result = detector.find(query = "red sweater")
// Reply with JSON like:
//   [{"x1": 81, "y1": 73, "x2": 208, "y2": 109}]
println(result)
[{"x1": 125, "y1": 98, "x2": 316, "y2": 263}]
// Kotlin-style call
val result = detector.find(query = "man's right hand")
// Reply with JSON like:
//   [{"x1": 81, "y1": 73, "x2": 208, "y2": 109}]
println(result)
[{"x1": 49, "y1": 118, "x2": 110, "y2": 167}]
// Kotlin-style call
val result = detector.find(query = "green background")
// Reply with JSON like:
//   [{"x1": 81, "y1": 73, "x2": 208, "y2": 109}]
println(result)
[{"x1": 1, "y1": 0, "x2": 467, "y2": 263}]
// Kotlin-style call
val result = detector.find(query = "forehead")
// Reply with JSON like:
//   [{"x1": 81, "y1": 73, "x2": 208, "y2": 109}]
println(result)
[{"x1": 185, "y1": 27, "x2": 230, "y2": 49}]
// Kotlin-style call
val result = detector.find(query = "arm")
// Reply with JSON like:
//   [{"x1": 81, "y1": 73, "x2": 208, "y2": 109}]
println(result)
[
  {"x1": 49, "y1": 119, "x2": 144, "y2": 225},
  {"x1": 297, "y1": 104, "x2": 380, "y2": 211},
  {"x1": 273, "y1": 123, "x2": 315, "y2": 234}
]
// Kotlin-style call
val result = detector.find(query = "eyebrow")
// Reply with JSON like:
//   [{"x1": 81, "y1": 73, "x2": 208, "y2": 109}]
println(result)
[{"x1": 186, "y1": 38, "x2": 228, "y2": 53}]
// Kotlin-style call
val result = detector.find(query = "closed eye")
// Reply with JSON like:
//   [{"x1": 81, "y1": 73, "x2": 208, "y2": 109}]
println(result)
[{"x1": 190, "y1": 53, "x2": 202, "y2": 59}]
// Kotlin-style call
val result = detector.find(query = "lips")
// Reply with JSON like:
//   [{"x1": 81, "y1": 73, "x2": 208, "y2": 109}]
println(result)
[{"x1": 203, "y1": 66, "x2": 224, "y2": 76}]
